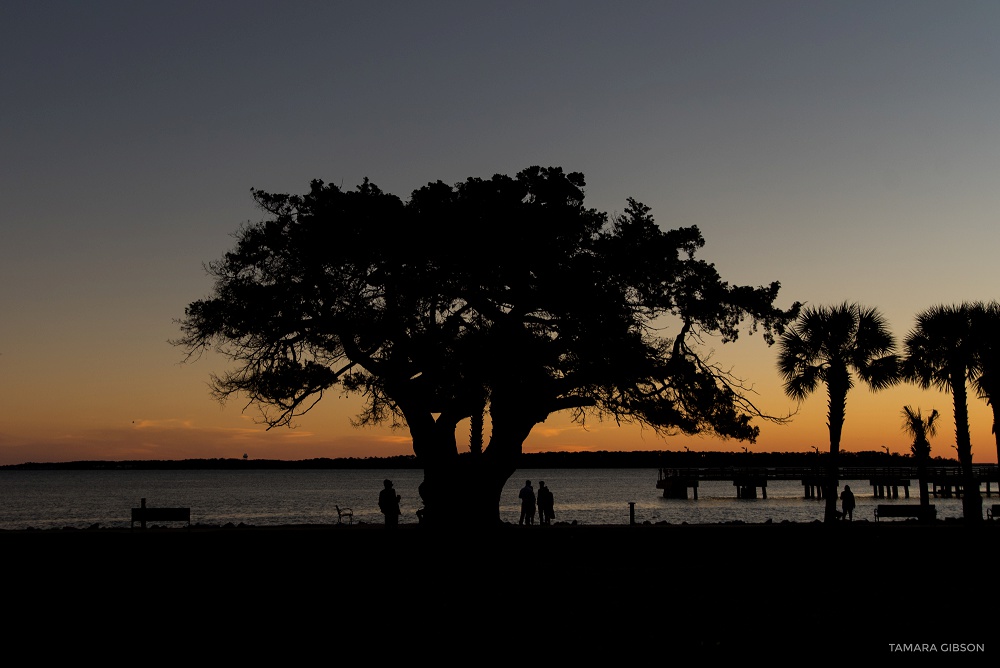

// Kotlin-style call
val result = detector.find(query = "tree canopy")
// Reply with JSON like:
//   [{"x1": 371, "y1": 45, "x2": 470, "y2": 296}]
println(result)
[{"x1": 177, "y1": 166, "x2": 800, "y2": 525}]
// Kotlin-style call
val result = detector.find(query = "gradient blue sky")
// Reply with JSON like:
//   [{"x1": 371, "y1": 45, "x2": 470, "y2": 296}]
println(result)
[{"x1": 2, "y1": 1, "x2": 999, "y2": 465}]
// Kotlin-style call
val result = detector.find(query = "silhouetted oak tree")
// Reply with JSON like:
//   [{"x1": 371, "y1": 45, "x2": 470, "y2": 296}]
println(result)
[{"x1": 177, "y1": 167, "x2": 799, "y2": 526}]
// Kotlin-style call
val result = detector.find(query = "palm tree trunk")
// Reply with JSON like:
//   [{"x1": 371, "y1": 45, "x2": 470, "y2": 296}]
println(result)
[
  {"x1": 991, "y1": 400, "x2": 1000, "y2": 469},
  {"x1": 952, "y1": 371, "x2": 982, "y2": 522},
  {"x1": 469, "y1": 396, "x2": 485, "y2": 457},
  {"x1": 825, "y1": 370, "x2": 848, "y2": 523},
  {"x1": 917, "y1": 456, "x2": 930, "y2": 507}
]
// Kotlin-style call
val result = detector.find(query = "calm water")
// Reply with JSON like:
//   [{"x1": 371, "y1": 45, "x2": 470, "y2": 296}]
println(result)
[{"x1": 0, "y1": 468, "x2": 983, "y2": 530}]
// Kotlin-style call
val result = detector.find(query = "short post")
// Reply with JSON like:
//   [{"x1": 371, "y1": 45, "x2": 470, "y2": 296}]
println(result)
[
  {"x1": 140, "y1": 498, "x2": 146, "y2": 529},
  {"x1": 629, "y1": 502, "x2": 635, "y2": 526}
]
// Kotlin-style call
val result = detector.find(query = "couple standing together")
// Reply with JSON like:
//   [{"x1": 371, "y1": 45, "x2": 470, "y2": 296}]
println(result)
[{"x1": 519, "y1": 480, "x2": 555, "y2": 525}]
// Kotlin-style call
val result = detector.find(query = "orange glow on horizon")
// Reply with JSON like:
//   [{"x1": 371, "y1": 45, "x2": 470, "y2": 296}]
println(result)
[{"x1": 3, "y1": 379, "x2": 995, "y2": 466}]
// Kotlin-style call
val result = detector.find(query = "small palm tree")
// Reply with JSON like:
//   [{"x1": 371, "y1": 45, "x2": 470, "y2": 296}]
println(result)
[
  {"x1": 901, "y1": 303, "x2": 982, "y2": 522},
  {"x1": 901, "y1": 405, "x2": 939, "y2": 507},
  {"x1": 777, "y1": 303, "x2": 899, "y2": 523}
]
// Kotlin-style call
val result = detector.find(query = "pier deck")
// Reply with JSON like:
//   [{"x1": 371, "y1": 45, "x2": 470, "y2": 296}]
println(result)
[{"x1": 656, "y1": 465, "x2": 1000, "y2": 499}]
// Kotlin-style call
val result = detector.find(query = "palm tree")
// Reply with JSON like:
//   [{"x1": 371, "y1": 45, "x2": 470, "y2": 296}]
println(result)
[
  {"x1": 777, "y1": 303, "x2": 899, "y2": 523},
  {"x1": 901, "y1": 405, "x2": 939, "y2": 507},
  {"x1": 901, "y1": 303, "x2": 982, "y2": 522},
  {"x1": 970, "y1": 301, "x2": 1000, "y2": 465}
]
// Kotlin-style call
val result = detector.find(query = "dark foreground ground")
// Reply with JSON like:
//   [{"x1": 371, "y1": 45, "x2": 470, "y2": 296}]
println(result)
[{"x1": 5, "y1": 520, "x2": 995, "y2": 659}]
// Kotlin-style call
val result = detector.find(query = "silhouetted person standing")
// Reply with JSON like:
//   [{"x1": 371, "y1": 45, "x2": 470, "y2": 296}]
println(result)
[
  {"x1": 518, "y1": 480, "x2": 535, "y2": 525},
  {"x1": 379, "y1": 479, "x2": 401, "y2": 528},
  {"x1": 537, "y1": 480, "x2": 555, "y2": 525},
  {"x1": 840, "y1": 484, "x2": 855, "y2": 521}
]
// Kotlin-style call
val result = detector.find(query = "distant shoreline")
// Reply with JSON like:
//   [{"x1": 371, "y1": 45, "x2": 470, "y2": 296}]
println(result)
[{"x1": 0, "y1": 449, "x2": 964, "y2": 470}]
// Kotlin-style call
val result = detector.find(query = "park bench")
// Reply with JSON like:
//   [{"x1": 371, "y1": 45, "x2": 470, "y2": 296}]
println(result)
[
  {"x1": 874, "y1": 504, "x2": 935, "y2": 522},
  {"x1": 988, "y1": 505, "x2": 1000, "y2": 520},
  {"x1": 131, "y1": 498, "x2": 191, "y2": 530}
]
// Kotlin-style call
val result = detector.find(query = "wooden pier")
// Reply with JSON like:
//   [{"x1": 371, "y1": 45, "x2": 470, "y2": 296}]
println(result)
[{"x1": 656, "y1": 465, "x2": 1000, "y2": 500}]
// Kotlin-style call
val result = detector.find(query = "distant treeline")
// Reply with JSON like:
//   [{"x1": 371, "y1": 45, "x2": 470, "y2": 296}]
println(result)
[{"x1": 0, "y1": 449, "x2": 962, "y2": 471}]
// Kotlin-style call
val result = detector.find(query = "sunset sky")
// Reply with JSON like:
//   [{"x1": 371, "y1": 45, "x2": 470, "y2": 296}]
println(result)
[{"x1": 2, "y1": 1, "x2": 999, "y2": 466}]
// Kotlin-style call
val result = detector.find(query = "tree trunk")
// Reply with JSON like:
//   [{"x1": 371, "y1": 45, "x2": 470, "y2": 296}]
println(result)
[
  {"x1": 407, "y1": 411, "x2": 460, "y2": 527},
  {"x1": 917, "y1": 457, "x2": 930, "y2": 507},
  {"x1": 825, "y1": 370, "x2": 848, "y2": 523},
  {"x1": 913, "y1": 435, "x2": 931, "y2": 507},
  {"x1": 952, "y1": 373, "x2": 982, "y2": 523},
  {"x1": 418, "y1": 454, "x2": 512, "y2": 528},
  {"x1": 991, "y1": 400, "x2": 1000, "y2": 471},
  {"x1": 411, "y1": 407, "x2": 533, "y2": 529},
  {"x1": 475, "y1": 408, "x2": 539, "y2": 524}
]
